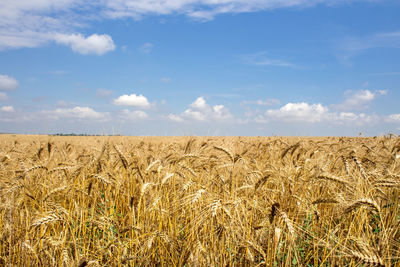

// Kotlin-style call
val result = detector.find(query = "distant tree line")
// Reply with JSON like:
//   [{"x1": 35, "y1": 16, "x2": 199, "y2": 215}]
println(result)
[{"x1": 50, "y1": 133, "x2": 122, "y2": 136}]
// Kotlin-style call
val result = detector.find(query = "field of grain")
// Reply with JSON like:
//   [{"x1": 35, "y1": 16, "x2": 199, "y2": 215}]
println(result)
[{"x1": 0, "y1": 135, "x2": 399, "y2": 266}]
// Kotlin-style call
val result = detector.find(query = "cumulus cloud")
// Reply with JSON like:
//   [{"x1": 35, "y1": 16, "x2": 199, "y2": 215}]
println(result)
[
  {"x1": 43, "y1": 106, "x2": 109, "y2": 120},
  {"x1": 333, "y1": 89, "x2": 387, "y2": 111},
  {"x1": 0, "y1": 75, "x2": 18, "y2": 91},
  {"x1": 213, "y1": 105, "x2": 232, "y2": 120},
  {"x1": 120, "y1": 109, "x2": 149, "y2": 120},
  {"x1": 182, "y1": 109, "x2": 207, "y2": 121},
  {"x1": 53, "y1": 33, "x2": 115, "y2": 55},
  {"x1": 266, "y1": 102, "x2": 328, "y2": 123},
  {"x1": 190, "y1": 96, "x2": 207, "y2": 109},
  {"x1": 113, "y1": 94, "x2": 151, "y2": 108},
  {"x1": 0, "y1": 106, "x2": 14, "y2": 112},
  {"x1": 263, "y1": 102, "x2": 378, "y2": 125},
  {"x1": 138, "y1": 42, "x2": 153, "y2": 54},
  {"x1": 168, "y1": 96, "x2": 233, "y2": 122}
]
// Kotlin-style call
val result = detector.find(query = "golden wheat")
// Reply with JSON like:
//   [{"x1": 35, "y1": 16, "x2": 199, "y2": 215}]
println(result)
[{"x1": 0, "y1": 135, "x2": 399, "y2": 266}]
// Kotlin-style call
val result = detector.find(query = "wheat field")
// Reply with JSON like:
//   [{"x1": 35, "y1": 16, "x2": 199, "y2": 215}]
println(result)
[{"x1": 0, "y1": 134, "x2": 399, "y2": 266}]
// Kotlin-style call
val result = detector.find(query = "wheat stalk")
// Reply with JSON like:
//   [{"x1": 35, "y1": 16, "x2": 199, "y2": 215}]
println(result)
[
  {"x1": 343, "y1": 198, "x2": 380, "y2": 214},
  {"x1": 31, "y1": 213, "x2": 62, "y2": 228},
  {"x1": 213, "y1": 146, "x2": 234, "y2": 162}
]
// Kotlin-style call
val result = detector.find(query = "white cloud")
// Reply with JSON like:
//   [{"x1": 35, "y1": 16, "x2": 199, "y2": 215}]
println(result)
[
  {"x1": 0, "y1": 0, "x2": 72, "y2": 49},
  {"x1": 53, "y1": 33, "x2": 115, "y2": 55},
  {"x1": 0, "y1": 75, "x2": 18, "y2": 91},
  {"x1": 242, "y1": 52, "x2": 295, "y2": 67},
  {"x1": 0, "y1": 106, "x2": 14, "y2": 112},
  {"x1": 161, "y1": 77, "x2": 172, "y2": 83},
  {"x1": 0, "y1": 1, "x2": 372, "y2": 51},
  {"x1": 342, "y1": 31, "x2": 400, "y2": 52},
  {"x1": 120, "y1": 109, "x2": 149, "y2": 120},
  {"x1": 56, "y1": 100, "x2": 68, "y2": 107},
  {"x1": 182, "y1": 109, "x2": 207, "y2": 121},
  {"x1": 339, "y1": 30, "x2": 400, "y2": 64},
  {"x1": 113, "y1": 94, "x2": 151, "y2": 108},
  {"x1": 0, "y1": 30, "x2": 117, "y2": 56},
  {"x1": 263, "y1": 102, "x2": 378, "y2": 125},
  {"x1": 190, "y1": 96, "x2": 207, "y2": 110},
  {"x1": 212, "y1": 104, "x2": 232, "y2": 120},
  {"x1": 44, "y1": 106, "x2": 109, "y2": 120},
  {"x1": 241, "y1": 98, "x2": 280, "y2": 106},
  {"x1": 0, "y1": 31, "x2": 49, "y2": 50},
  {"x1": 256, "y1": 99, "x2": 280, "y2": 106},
  {"x1": 96, "y1": 89, "x2": 113, "y2": 97},
  {"x1": 266, "y1": 102, "x2": 328, "y2": 123},
  {"x1": 254, "y1": 115, "x2": 268, "y2": 123},
  {"x1": 369, "y1": 72, "x2": 400, "y2": 76},
  {"x1": 104, "y1": 0, "x2": 363, "y2": 20},
  {"x1": 169, "y1": 96, "x2": 233, "y2": 122},
  {"x1": 377, "y1": 89, "x2": 388, "y2": 95},
  {"x1": 334, "y1": 89, "x2": 387, "y2": 111},
  {"x1": 167, "y1": 113, "x2": 183, "y2": 122},
  {"x1": 48, "y1": 70, "x2": 68, "y2": 75},
  {"x1": 337, "y1": 112, "x2": 358, "y2": 121},
  {"x1": 333, "y1": 112, "x2": 377, "y2": 125},
  {"x1": 386, "y1": 114, "x2": 400, "y2": 123},
  {"x1": 0, "y1": 92, "x2": 8, "y2": 101},
  {"x1": 138, "y1": 42, "x2": 153, "y2": 54}
]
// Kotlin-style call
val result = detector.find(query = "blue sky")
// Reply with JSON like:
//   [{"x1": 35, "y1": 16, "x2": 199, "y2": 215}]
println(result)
[{"x1": 0, "y1": 0, "x2": 400, "y2": 136}]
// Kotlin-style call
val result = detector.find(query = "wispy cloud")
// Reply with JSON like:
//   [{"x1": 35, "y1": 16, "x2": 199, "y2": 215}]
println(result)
[
  {"x1": 241, "y1": 98, "x2": 280, "y2": 106},
  {"x1": 120, "y1": 109, "x2": 149, "y2": 120},
  {"x1": 48, "y1": 70, "x2": 68, "y2": 75},
  {"x1": 332, "y1": 89, "x2": 387, "y2": 111},
  {"x1": 0, "y1": 92, "x2": 8, "y2": 101},
  {"x1": 42, "y1": 106, "x2": 110, "y2": 120},
  {"x1": 161, "y1": 77, "x2": 172, "y2": 83},
  {"x1": 104, "y1": 0, "x2": 367, "y2": 21},
  {"x1": 96, "y1": 89, "x2": 113, "y2": 97},
  {"x1": 138, "y1": 42, "x2": 153, "y2": 54},
  {"x1": 368, "y1": 72, "x2": 400, "y2": 76},
  {"x1": 343, "y1": 31, "x2": 400, "y2": 52},
  {"x1": 338, "y1": 30, "x2": 400, "y2": 63},
  {"x1": 385, "y1": 114, "x2": 400, "y2": 123},
  {"x1": 242, "y1": 52, "x2": 295, "y2": 67},
  {"x1": 0, "y1": 1, "x2": 372, "y2": 51}
]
